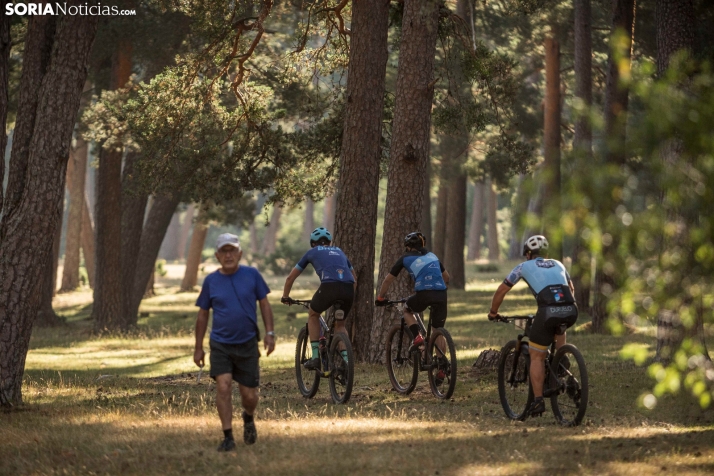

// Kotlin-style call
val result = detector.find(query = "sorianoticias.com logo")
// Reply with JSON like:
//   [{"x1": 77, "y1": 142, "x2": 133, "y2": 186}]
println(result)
[{"x1": 5, "y1": 3, "x2": 137, "y2": 16}]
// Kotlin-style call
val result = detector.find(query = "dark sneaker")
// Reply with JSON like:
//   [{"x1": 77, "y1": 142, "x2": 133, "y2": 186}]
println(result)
[
  {"x1": 217, "y1": 437, "x2": 236, "y2": 452},
  {"x1": 409, "y1": 334, "x2": 425, "y2": 353},
  {"x1": 303, "y1": 357, "x2": 321, "y2": 371},
  {"x1": 528, "y1": 398, "x2": 545, "y2": 417},
  {"x1": 243, "y1": 419, "x2": 257, "y2": 445},
  {"x1": 435, "y1": 370, "x2": 446, "y2": 386}
]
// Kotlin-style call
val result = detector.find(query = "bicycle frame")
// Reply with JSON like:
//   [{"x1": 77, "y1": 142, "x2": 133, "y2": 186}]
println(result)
[
  {"x1": 292, "y1": 300, "x2": 336, "y2": 378},
  {"x1": 393, "y1": 302, "x2": 436, "y2": 372}
]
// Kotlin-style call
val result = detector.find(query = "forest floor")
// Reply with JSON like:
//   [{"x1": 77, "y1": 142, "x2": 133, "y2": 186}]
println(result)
[{"x1": 2, "y1": 263, "x2": 714, "y2": 475}]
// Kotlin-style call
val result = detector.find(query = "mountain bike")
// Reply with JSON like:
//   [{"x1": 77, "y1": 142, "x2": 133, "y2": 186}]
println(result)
[
  {"x1": 285, "y1": 298, "x2": 354, "y2": 404},
  {"x1": 384, "y1": 299, "x2": 457, "y2": 399},
  {"x1": 492, "y1": 314, "x2": 588, "y2": 426}
]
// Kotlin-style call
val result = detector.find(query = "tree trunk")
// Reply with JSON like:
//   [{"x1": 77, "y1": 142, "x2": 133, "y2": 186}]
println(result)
[
  {"x1": 572, "y1": 0, "x2": 594, "y2": 312},
  {"x1": 121, "y1": 152, "x2": 148, "y2": 321},
  {"x1": 370, "y1": 0, "x2": 440, "y2": 363},
  {"x1": 467, "y1": 180, "x2": 485, "y2": 260},
  {"x1": 177, "y1": 204, "x2": 195, "y2": 261},
  {"x1": 249, "y1": 220, "x2": 258, "y2": 257},
  {"x1": 487, "y1": 179, "x2": 500, "y2": 261},
  {"x1": 323, "y1": 193, "x2": 336, "y2": 232},
  {"x1": 332, "y1": 0, "x2": 390, "y2": 360},
  {"x1": 655, "y1": 0, "x2": 701, "y2": 363},
  {"x1": 302, "y1": 198, "x2": 315, "y2": 242},
  {"x1": 59, "y1": 126, "x2": 89, "y2": 292},
  {"x1": 127, "y1": 194, "x2": 180, "y2": 323},
  {"x1": 159, "y1": 210, "x2": 181, "y2": 260},
  {"x1": 443, "y1": 173, "x2": 467, "y2": 289},
  {"x1": 433, "y1": 182, "x2": 448, "y2": 258},
  {"x1": 0, "y1": 8, "x2": 98, "y2": 407},
  {"x1": 144, "y1": 270, "x2": 155, "y2": 298},
  {"x1": 91, "y1": 39, "x2": 132, "y2": 333},
  {"x1": 542, "y1": 29, "x2": 562, "y2": 259},
  {"x1": 0, "y1": 12, "x2": 10, "y2": 212},
  {"x1": 592, "y1": 0, "x2": 636, "y2": 332},
  {"x1": 181, "y1": 207, "x2": 209, "y2": 291},
  {"x1": 36, "y1": 220, "x2": 63, "y2": 327},
  {"x1": 421, "y1": 160, "x2": 433, "y2": 247},
  {"x1": 508, "y1": 175, "x2": 526, "y2": 260},
  {"x1": 261, "y1": 203, "x2": 282, "y2": 255},
  {"x1": 80, "y1": 191, "x2": 95, "y2": 288}
]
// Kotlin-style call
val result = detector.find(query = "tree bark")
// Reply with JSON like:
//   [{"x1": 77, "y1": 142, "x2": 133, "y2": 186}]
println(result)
[
  {"x1": 177, "y1": 205, "x2": 195, "y2": 261},
  {"x1": 91, "y1": 39, "x2": 132, "y2": 332},
  {"x1": 0, "y1": 11, "x2": 10, "y2": 212},
  {"x1": 121, "y1": 152, "x2": 148, "y2": 321},
  {"x1": 443, "y1": 173, "x2": 467, "y2": 288},
  {"x1": 487, "y1": 179, "x2": 500, "y2": 261},
  {"x1": 542, "y1": 29, "x2": 562, "y2": 259},
  {"x1": 323, "y1": 193, "x2": 336, "y2": 232},
  {"x1": 332, "y1": 0, "x2": 390, "y2": 361},
  {"x1": 370, "y1": 0, "x2": 440, "y2": 363},
  {"x1": 0, "y1": 8, "x2": 98, "y2": 407},
  {"x1": 36, "y1": 220, "x2": 63, "y2": 327},
  {"x1": 81, "y1": 191, "x2": 95, "y2": 288},
  {"x1": 421, "y1": 160, "x2": 433, "y2": 247},
  {"x1": 60, "y1": 86, "x2": 90, "y2": 293},
  {"x1": 572, "y1": 0, "x2": 594, "y2": 312},
  {"x1": 656, "y1": 0, "x2": 695, "y2": 77},
  {"x1": 127, "y1": 194, "x2": 180, "y2": 322},
  {"x1": 181, "y1": 207, "x2": 209, "y2": 292},
  {"x1": 302, "y1": 199, "x2": 315, "y2": 242},
  {"x1": 159, "y1": 210, "x2": 181, "y2": 260},
  {"x1": 508, "y1": 175, "x2": 526, "y2": 260},
  {"x1": 261, "y1": 203, "x2": 282, "y2": 255},
  {"x1": 467, "y1": 180, "x2": 485, "y2": 261}
]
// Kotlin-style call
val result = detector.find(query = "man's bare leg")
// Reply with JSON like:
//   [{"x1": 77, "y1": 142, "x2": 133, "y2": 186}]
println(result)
[{"x1": 215, "y1": 373, "x2": 233, "y2": 430}]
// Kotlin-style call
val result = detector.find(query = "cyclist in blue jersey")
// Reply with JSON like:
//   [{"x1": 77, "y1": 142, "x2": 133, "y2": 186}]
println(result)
[
  {"x1": 488, "y1": 235, "x2": 578, "y2": 417},
  {"x1": 375, "y1": 232, "x2": 450, "y2": 351},
  {"x1": 281, "y1": 227, "x2": 357, "y2": 370}
]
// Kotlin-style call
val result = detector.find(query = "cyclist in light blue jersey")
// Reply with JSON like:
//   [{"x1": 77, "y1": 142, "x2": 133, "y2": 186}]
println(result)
[
  {"x1": 488, "y1": 235, "x2": 578, "y2": 417},
  {"x1": 282, "y1": 227, "x2": 356, "y2": 370}
]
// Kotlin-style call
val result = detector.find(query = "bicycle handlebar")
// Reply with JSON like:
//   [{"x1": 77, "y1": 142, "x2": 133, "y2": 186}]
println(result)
[
  {"x1": 490, "y1": 314, "x2": 535, "y2": 323},
  {"x1": 282, "y1": 297, "x2": 311, "y2": 308}
]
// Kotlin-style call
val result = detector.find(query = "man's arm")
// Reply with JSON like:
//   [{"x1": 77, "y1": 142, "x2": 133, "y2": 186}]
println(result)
[
  {"x1": 282, "y1": 267, "x2": 302, "y2": 299},
  {"x1": 259, "y1": 297, "x2": 276, "y2": 355},
  {"x1": 194, "y1": 309, "x2": 210, "y2": 367},
  {"x1": 377, "y1": 273, "x2": 396, "y2": 299},
  {"x1": 442, "y1": 270, "x2": 450, "y2": 288},
  {"x1": 568, "y1": 279, "x2": 575, "y2": 300},
  {"x1": 488, "y1": 282, "x2": 512, "y2": 319}
]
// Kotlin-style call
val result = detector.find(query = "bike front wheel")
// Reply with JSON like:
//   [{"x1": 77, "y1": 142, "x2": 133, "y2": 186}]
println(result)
[
  {"x1": 549, "y1": 343, "x2": 588, "y2": 426},
  {"x1": 328, "y1": 333, "x2": 354, "y2": 404},
  {"x1": 427, "y1": 327, "x2": 457, "y2": 399},
  {"x1": 385, "y1": 324, "x2": 418, "y2": 394},
  {"x1": 497, "y1": 339, "x2": 533, "y2": 421},
  {"x1": 295, "y1": 326, "x2": 320, "y2": 398}
]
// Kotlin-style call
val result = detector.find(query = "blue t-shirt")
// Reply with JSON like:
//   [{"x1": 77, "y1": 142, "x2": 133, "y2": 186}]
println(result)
[
  {"x1": 389, "y1": 247, "x2": 447, "y2": 292},
  {"x1": 504, "y1": 257, "x2": 572, "y2": 304},
  {"x1": 196, "y1": 266, "x2": 270, "y2": 344},
  {"x1": 295, "y1": 246, "x2": 355, "y2": 284}
]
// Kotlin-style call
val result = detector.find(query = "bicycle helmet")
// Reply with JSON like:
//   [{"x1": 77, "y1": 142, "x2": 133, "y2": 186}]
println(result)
[
  {"x1": 523, "y1": 235, "x2": 549, "y2": 257},
  {"x1": 310, "y1": 227, "x2": 333, "y2": 247},
  {"x1": 404, "y1": 232, "x2": 426, "y2": 249}
]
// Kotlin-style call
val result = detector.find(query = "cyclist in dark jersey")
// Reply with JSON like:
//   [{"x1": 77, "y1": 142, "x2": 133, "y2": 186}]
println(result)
[
  {"x1": 375, "y1": 232, "x2": 450, "y2": 351},
  {"x1": 488, "y1": 235, "x2": 578, "y2": 417},
  {"x1": 281, "y1": 227, "x2": 356, "y2": 370}
]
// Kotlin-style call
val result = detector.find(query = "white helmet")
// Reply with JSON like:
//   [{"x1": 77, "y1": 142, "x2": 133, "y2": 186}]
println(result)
[{"x1": 523, "y1": 235, "x2": 548, "y2": 256}]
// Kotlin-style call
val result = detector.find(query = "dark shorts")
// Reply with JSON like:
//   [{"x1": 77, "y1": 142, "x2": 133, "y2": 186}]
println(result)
[
  {"x1": 310, "y1": 281, "x2": 354, "y2": 316},
  {"x1": 209, "y1": 338, "x2": 260, "y2": 388},
  {"x1": 529, "y1": 304, "x2": 579, "y2": 348},
  {"x1": 406, "y1": 290, "x2": 448, "y2": 328}
]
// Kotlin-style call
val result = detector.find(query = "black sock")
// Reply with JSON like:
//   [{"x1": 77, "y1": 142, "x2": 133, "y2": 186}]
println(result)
[
  {"x1": 223, "y1": 428, "x2": 233, "y2": 440},
  {"x1": 534, "y1": 396, "x2": 543, "y2": 402},
  {"x1": 242, "y1": 411, "x2": 254, "y2": 424},
  {"x1": 409, "y1": 325, "x2": 421, "y2": 338}
]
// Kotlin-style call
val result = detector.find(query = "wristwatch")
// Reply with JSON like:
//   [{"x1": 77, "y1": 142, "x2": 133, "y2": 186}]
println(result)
[{"x1": 266, "y1": 331, "x2": 276, "y2": 337}]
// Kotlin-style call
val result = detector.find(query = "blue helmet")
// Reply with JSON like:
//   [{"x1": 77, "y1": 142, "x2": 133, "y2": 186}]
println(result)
[{"x1": 310, "y1": 227, "x2": 332, "y2": 246}]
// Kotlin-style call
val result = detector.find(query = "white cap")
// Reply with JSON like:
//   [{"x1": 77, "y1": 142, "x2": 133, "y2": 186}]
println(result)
[{"x1": 216, "y1": 233, "x2": 241, "y2": 251}]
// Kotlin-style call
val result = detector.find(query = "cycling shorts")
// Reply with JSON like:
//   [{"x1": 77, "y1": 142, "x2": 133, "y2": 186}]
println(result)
[
  {"x1": 310, "y1": 281, "x2": 354, "y2": 317},
  {"x1": 529, "y1": 304, "x2": 578, "y2": 348},
  {"x1": 405, "y1": 290, "x2": 447, "y2": 328}
]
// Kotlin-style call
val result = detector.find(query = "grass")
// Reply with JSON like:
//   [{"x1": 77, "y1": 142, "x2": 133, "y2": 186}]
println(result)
[{"x1": 2, "y1": 262, "x2": 714, "y2": 475}]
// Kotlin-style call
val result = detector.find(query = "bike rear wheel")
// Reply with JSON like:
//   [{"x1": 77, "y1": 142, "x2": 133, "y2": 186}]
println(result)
[
  {"x1": 295, "y1": 326, "x2": 320, "y2": 398},
  {"x1": 497, "y1": 339, "x2": 533, "y2": 421},
  {"x1": 385, "y1": 324, "x2": 418, "y2": 394},
  {"x1": 427, "y1": 327, "x2": 457, "y2": 399},
  {"x1": 328, "y1": 333, "x2": 354, "y2": 404},
  {"x1": 549, "y1": 343, "x2": 588, "y2": 426}
]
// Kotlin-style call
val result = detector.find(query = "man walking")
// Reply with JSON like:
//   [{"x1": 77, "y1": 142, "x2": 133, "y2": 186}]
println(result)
[{"x1": 194, "y1": 233, "x2": 276, "y2": 451}]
